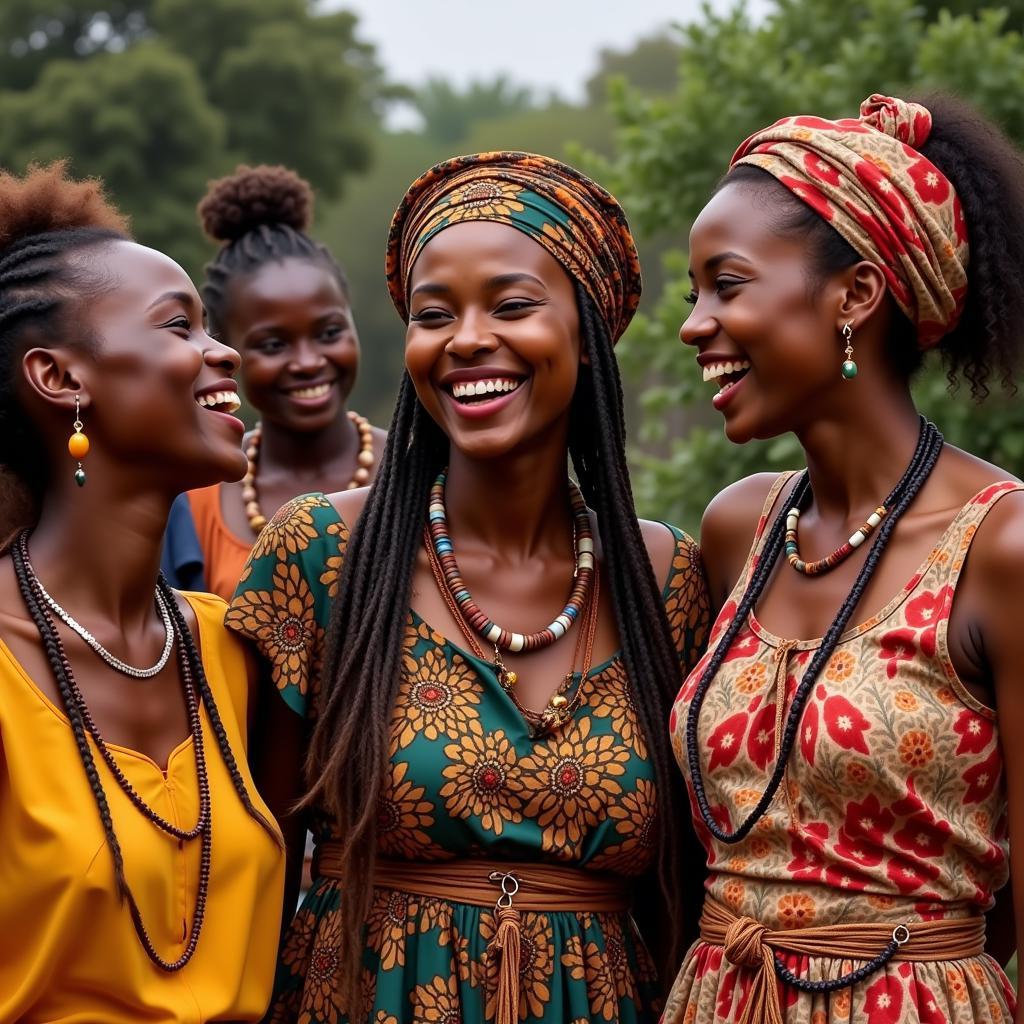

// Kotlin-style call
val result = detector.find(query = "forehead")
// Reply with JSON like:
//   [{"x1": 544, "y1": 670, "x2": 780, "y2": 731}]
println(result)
[
  {"x1": 82, "y1": 240, "x2": 197, "y2": 305},
  {"x1": 410, "y1": 221, "x2": 570, "y2": 288},
  {"x1": 690, "y1": 181, "x2": 785, "y2": 256},
  {"x1": 230, "y1": 257, "x2": 345, "y2": 313}
]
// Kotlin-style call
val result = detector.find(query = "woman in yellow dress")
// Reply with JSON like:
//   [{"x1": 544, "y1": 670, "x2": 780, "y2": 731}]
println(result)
[{"x1": 0, "y1": 163, "x2": 284, "y2": 1022}]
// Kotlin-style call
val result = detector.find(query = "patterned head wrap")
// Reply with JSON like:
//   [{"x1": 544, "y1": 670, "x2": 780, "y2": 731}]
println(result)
[
  {"x1": 730, "y1": 94, "x2": 968, "y2": 348},
  {"x1": 385, "y1": 151, "x2": 641, "y2": 342}
]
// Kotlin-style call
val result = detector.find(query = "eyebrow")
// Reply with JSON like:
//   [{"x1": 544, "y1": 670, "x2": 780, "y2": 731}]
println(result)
[
  {"x1": 146, "y1": 290, "x2": 195, "y2": 312},
  {"x1": 688, "y1": 251, "x2": 749, "y2": 280},
  {"x1": 409, "y1": 272, "x2": 546, "y2": 299}
]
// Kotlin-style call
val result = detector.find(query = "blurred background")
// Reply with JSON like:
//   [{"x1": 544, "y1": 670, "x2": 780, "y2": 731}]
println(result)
[{"x1": 2, "y1": 0, "x2": 1022, "y2": 535}]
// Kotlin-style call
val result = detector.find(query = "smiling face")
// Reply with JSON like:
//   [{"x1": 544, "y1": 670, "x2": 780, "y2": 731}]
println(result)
[
  {"x1": 405, "y1": 221, "x2": 582, "y2": 461},
  {"x1": 682, "y1": 181, "x2": 851, "y2": 444},
  {"x1": 54, "y1": 240, "x2": 246, "y2": 489},
  {"x1": 222, "y1": 257, "x2": 358, "y2": 433}
]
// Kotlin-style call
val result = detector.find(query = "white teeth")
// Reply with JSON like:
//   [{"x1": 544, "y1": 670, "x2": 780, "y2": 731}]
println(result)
[
  {"x1": 291, "y1": 383, "x2": 332, "y2": 399},
  {"x1": 451, "y1": 378, "x2": 522, "y2": 399},
  {"x1": 702, "y1": 359, "x2": 752, "y2": 383},
  {"x1": 197, "y1": 390, "x2": 241, "y2": 413}
]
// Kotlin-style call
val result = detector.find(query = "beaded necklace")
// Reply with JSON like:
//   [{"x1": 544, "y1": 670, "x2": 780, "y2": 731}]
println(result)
[
  {"x1": 424, "y1": 526, "x2": 600, "y2": 737},
  {"x1": 426, "y1": 469, "x2": 594, "y2": 653},
  {"x1": 242, "y1": 410, "x2": 374, "y2": 533},
  {"x1": 13, "y1": 532, "x2": 212, "y2": 971},
  {"x1": 785, "y1": 501, "x2": 888, "y2": 575}
]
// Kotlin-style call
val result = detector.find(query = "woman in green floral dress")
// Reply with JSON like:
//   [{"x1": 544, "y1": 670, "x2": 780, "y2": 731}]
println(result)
[{"x1": 227, "y1": 152, "x2": 710, "y2": 1024}]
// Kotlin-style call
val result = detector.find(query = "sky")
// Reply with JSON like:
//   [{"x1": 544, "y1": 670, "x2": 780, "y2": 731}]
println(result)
[{"x1": 337, "y1": 0, "x2": 763, "y2": 104}]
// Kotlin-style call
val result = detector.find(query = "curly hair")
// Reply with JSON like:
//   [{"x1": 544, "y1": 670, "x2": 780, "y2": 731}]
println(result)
[
  {"x1": 0, "y1": 161, "x2": 130, "y2": 540},
  {"x1": 198, "y1": 164, "x2": 349, "y2": 339},
  {"x1": 725, "y1": 94, "x2": 1024, "y2": 397}
]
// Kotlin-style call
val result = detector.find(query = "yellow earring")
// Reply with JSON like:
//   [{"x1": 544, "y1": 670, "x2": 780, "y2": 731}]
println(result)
[{"x1": 68, "y1": 395, "x2": 89, "y2": 487}]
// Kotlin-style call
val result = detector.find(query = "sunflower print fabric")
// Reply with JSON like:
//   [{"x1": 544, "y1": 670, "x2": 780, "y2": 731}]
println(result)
[
  {"x1": 226, "y1": 493, "x2": 710, "y2": 1023},
  {"x1": 663, "y1": 475, "x2": 1022, "y2": 1024}
]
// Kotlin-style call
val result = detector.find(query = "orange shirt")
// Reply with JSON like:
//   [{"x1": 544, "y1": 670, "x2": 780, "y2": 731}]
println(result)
[
  {"x1": 0, "y1": 591, "x2": 284, "y2": 1022},
  {"x1": 186, "y1": 485, "x2": 255, "y2": 601}
]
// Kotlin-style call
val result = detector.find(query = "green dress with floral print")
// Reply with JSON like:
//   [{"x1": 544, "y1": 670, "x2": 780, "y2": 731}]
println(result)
[{"x1": 226, "y1": 494, "x2": 709, "y2": 1024}]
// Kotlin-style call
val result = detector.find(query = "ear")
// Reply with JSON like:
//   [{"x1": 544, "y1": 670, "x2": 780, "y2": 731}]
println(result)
[
  {"x1": 833, "y1": 260, "x2": 888, "y2": 333},
  {"x1": 21, "y1": 347, "x2": 89, "y2": 414}
]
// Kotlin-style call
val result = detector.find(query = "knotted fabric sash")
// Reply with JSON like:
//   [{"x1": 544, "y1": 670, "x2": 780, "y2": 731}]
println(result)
[
  {"x1": 700, "y1": 898, "x2": 986, "y2": 1024},
  {"x1": 314, "y1": 846, "x2": 632, "y2": 1024}
]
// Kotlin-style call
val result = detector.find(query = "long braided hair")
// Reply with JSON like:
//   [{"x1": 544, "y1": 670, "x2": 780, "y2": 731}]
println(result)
[
  {"x1": 197, "y1": 164, "x2": 349, "y2": 339},
  {"x1": 0, "y1": 163, "x2": 280, "y2": 883},
  {"x1": 306, "y1": 281, "x2": 692, "y2": 1005}
]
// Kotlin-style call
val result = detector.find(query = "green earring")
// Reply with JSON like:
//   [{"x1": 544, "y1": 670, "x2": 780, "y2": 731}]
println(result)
[{"x1": 841, "y1": 321, "x2": 858, "y2": 379}]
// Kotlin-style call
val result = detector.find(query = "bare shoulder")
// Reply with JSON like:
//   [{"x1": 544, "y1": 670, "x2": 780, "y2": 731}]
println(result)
[
  {"x1": 325, "y1": 485, "x2": 370, "y2": 527},
  {"x1": 701, "y1": 471, "x2": 794, "y2": 608},
  {"x1": 638, "y1": 519, "x2": 686, "y2": 586}
]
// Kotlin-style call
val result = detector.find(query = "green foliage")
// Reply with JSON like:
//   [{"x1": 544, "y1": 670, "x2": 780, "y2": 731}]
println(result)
[
  {"x1": 412, "y1": 76, "x2": 534, "y2": 145},
  {"x1": 0, "y1": 0, "x2": 389, "y2": 272},
  {"x1": 597, "y1": 0, "x2": 1024, "y2": 531},
  {"x1": 585, "y1": 30, "x2": 683, "y2": 105}
]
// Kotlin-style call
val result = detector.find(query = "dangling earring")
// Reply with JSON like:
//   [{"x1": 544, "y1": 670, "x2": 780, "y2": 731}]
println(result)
[
  {"x1": 68, "y1": 395, "x2": 89, "y2": 487},
  {"x1": 841, "y1": 321, "x2": 858, "y2": 380}
]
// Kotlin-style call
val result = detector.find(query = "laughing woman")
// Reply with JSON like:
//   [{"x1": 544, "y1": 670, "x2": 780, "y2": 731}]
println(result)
[
  {"x1": 0, "y1": 163, "x2": 283, "y2": 1021},
  {"x1": 162, "y1": 165, "x2": 385, "y2": 599},
  {"x1": 665, "y1": 95, "x2": 1024, "y2": 1023},
  {"x1": 227, "y1": 152, "x2": 710, "y2": 1022}
]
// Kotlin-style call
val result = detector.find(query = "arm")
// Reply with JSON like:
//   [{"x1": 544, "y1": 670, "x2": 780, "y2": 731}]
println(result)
[
  {"x1": 248, "y1": 654, "x2": 310, "y2": 941},
  {"x1": 968, "y1": 492, "x2": 1024, "y2": 1016}
]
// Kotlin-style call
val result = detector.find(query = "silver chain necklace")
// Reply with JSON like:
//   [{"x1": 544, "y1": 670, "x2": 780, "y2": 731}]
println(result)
[{"x1": 25, "y1": 555, "x2": 176, "y2": 679}]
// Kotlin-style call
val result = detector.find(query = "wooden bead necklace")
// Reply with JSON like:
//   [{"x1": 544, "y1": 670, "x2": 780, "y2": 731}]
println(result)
[
  {"x1": 13, "y1": 533, "x2": 212, "y2": 971},
  {"x1": 785, "y1": 502, "x2": 888, "y2": 575},
  {"x1": 242, "y1": 410, "x2": 374, "y2": 533},
  {"x1": 425, "y1": 525, "x2": 600, "y2": 737},
  {"x1": 427, "y1": 469, "x2": 595, "y2": 653}
]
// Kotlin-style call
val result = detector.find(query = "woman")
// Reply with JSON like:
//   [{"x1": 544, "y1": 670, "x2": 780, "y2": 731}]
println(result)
[
  {"x1": 162, "y1": 164, "x2": 386, "y2": 600},
  {"x1": 227, "y1": 152, "x2": 711, "y2": 1022},
  {"x1": 0, "y1": 162, "x2": 284, "y2": 1021},
  {"x1": 665, "y1": 94, "x2": 1024, "y2": 1023}
]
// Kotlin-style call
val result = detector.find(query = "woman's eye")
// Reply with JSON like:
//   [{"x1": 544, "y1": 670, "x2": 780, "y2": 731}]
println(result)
[
  {"x1": 495, "y1": 299, "x2": 539, "y2": 315},
  {"x1": 409, "y1": 308, "x2": 451, "y2": 323},
  {"x1": 161, "y1": 315, "x2": 191, "y2": 331},
  {"x1": 685, "y1": 290, "x2": 698, "y2": 306},
  {"x1": 258, "y1": 338, "x2": 285, "y2": 353},
  {"x1": 715, "y1": 277, "x2": 746, "y2": 294},
  {"x1": 319, "y1": 323, "x2": 347, "y2": 341}
]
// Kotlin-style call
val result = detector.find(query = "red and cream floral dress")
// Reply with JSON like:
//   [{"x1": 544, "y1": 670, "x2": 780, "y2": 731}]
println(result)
[{"x1": 665, "y1": 474, "x2": 1020, "y2": 1024}]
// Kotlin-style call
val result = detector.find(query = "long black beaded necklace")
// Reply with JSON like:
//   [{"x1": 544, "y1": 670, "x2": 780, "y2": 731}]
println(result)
[
  {"x1": 686, "y1": 417, "x2": 943, "y2": 844},
  {"x1": 684, "y1": 418, "x2": 943, "y2": 994},
  {"x1": 11, "y1": 533, "x2": 213, "y2": 972}
]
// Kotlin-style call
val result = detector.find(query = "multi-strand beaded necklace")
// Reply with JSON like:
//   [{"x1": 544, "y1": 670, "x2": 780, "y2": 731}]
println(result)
[{"x1": 425, "y1": 469, "x2": 598, "y2": 736}]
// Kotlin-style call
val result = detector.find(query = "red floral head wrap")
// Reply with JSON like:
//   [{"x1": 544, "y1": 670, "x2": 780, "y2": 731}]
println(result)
[
  {"x1": 385, "y1": 151, "x2": 642, "y2": 342},
  {"x1": 730, "y1": 94, "x2": 968, "y2": 348}
]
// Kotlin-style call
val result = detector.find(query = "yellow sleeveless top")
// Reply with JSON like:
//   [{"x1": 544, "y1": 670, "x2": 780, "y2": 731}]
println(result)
[{"x1": 0, "y1": 591, "x2": 285, "y2": 1023}]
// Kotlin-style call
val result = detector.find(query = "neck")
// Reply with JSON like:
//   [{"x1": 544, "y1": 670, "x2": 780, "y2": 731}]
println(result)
[
  {"x1": 26, "y1": 476, "x2": 171, "y2": 626},
  {"x1": 444, "y1": 436, "x2": 574, "y2": 559},
  {"x1": 257, "y1": 407, "x2": 356, "y2": 476},
  {"x1": 796, "y1": 380, "x2": 922, "y2": 520}
]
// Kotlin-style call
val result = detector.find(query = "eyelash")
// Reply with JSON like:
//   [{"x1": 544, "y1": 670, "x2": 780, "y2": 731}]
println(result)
[
  {"x1": 160, "y1": 315, "x2": 191, "y2": 331},
  {"x1": 686, "y1": 278, "x2": 747, "y2": 305}
]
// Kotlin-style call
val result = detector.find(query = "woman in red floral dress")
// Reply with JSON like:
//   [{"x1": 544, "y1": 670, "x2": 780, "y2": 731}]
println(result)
[{"x1": 665, "y1": 94, "x2": 1024, "y2": 1023}]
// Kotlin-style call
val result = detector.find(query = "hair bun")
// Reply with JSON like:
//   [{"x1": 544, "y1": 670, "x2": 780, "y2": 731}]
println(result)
[
  {"x1": 198, "y1": 164, "x2": 314, "y2": 243},
  {"x1": 0, "y1": 160, "x2": 129, "y2": 251}
]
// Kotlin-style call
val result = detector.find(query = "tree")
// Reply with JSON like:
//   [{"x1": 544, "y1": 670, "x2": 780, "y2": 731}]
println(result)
[
  {"x1": 594, "y1": 0, "x2": 1024, "y2": 532},
  {"x1": 411, "y1": 76, "x2": 534, "y2": 145},
  {"x1": 0, "y1": 1, "x2": 392, "y2": 271},
  {"x1": 585, "y1": 30, "x2": 682, "y2": 105}
]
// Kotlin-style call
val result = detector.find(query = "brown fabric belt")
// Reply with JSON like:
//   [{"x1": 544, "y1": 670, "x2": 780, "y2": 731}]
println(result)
[
  {"x1": 314, "y1": 845, "x2": 633, "y2": 1024},
  {"x1": 699, "y1": 898, "x2": 986, "y2": 1024}
]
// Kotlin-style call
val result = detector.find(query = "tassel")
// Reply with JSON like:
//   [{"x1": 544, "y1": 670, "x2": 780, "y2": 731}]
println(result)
[{"x1": 488, "y1": 904, "x2": 522, "y2": 1024}]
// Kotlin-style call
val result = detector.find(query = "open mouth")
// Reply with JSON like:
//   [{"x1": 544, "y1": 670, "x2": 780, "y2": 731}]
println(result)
[
  {"x1": 703, "y1": 359, "x2": 751, "y2": 394},
  {"x1": 447, "y1": 377, "x2": 524, "y2": 407},
  {"x1": 196, "y1": 389, "x2": 241, "y2": 415},
  {"x1": 288, "y1": 382, "x2": 334, "y2": 401}
]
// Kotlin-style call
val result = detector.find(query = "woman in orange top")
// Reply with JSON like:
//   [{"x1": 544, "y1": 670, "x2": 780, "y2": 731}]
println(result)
[
  {"x1": 162, "y1": 166, "x2": 386, "y2": 599},
  {"x1": 0, "y1": 163, "x2": 283, "y2": 1022}
]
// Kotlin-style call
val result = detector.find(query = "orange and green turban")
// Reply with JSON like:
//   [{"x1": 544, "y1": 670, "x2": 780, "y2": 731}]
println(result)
[{"x1": 385, "y1": 151, "x2": 642, "y2": 342}]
